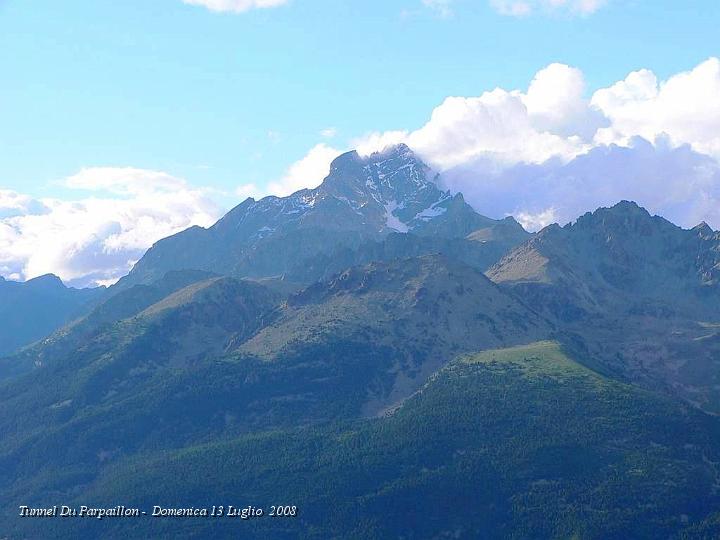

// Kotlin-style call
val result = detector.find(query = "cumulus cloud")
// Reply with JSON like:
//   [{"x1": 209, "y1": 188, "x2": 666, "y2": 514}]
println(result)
[
  {"x1": 523, "y1": 63, "x2": 608, "y2": 139},
  {"x1": 181, "y1": 0, "x2": 289, "y2": 14},
  {"x1": 0, "y1": 169, "x2": 222, "y2": 288},
  {"x1": 245, "y1": 143, "x2": 342, "y2": 199},
  {"x1": 357, "y1": 62, "x2": 605, "y2": 168},
  {"x1": 592, "y1": 58, "x2": 720, "y2": 158},
  {"x1": 65, "y1": 167, "x2": 187, "y2": 195},
  {"x1": 235, "y1": 183, "x2": 264, "y2": 200},
  {"x1": 404, "y1": 89, "x2": 587, "y2": 168},
  {"x1": 490, "y1": 0, "x2": 607, "y2": 17}
]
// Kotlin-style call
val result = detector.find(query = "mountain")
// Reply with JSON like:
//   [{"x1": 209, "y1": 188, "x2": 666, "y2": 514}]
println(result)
[
  {"x1": 0, "y1": 269, "x2": 219, "y2": 380},
  {"x1": 0, "y1": 274, "x2": 103, "y2": 358},
  {"x1": 0, "y1": 146, "x2": 530, "y2": 382},
  {"x1": 237, "y1": 254, "x2": 553, "y2": 416},
  {"x1": 487, "y1": 201, "x2": 720, "y2": 413},
  {"x1": 6, "y1": 144, "x2": 720, "y2": 539},
  {"x1": 118, "y1": 144, "x2": 528, "y2": 289},
  {"x1": 0, "y1": 253, "x2": 550, "y2": 445},
  {"x1": 7, "y1": 342, "x2": 720, "y2": 539},
  {"x1": 0, "y1": 274, "x2": 281, "y2": 484},
  {"x1": 289, "y1": 217, "x2": 529, "y2": 284},
  {"x1": 0, "y1": 254, "x2": 553, "y2": 528},
  {"x1": 488, "y1": 200, "x2": 720, "y2": 318}
]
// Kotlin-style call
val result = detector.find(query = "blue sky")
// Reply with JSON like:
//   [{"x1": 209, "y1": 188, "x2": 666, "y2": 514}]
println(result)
[
  {"x1": 1, "y1": 0, "x2": 718, "y2": 199},
  {"x1": 1, "y1": 0, "x2": 719, "y2": 286}
]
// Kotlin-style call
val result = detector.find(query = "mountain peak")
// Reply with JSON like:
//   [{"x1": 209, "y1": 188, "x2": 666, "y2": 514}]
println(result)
[
  {"x1": 315, "y1": 144, "x2": 452, "y2": 233},
  {"x1": 605, "y1": 200, "x2": 656, "y2": 219},
  {"x1": 329, "y1": 149, "x2": 362, "y2": 170},
  {"x1": 328, "y1": 144, "x2": 420, "y2": 176},
  {"x1": 569, "y1": 200, "x2": 664, "y2": 237},
  {"x1": 693, "y1": 221, "x2": 715, "y2": 238},
  {"x1": 365, "y1": 142, "x2": 414, "y2": 160},
  {"x1": 612, "y1": 199, "x2": 643, "y2": 212},
  {"x1": 26, "y1": 273, "x2": 66, "y2": 290},
  {"x1": 585, "y1": 200, "x2": 649, "y2": 220}
]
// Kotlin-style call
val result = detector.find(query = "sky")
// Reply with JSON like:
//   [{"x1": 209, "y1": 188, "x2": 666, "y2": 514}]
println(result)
[{"x1": 1, "y1": 0, "x2": 719, "y2": 286}]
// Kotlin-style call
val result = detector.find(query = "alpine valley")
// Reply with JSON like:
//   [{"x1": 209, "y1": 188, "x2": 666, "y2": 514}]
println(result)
[{"x1": 2, "y1": 145, "x2": 720, "y2": 539}]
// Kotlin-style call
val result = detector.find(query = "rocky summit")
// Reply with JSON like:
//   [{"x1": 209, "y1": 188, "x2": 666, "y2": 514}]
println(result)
[{"x1": 118, "y1": 144, "x2": 512, "y2": 289}]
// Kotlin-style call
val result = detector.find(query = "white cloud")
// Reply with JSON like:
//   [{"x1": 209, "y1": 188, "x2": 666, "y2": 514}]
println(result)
[
  {"x1": 235, "y1": 183, "x2": 264, "y2": 200},
  {"x1": 490, "y1": 0, "x2": 607, "y2": 17},
  {"x1": 0, "y1": 190, "x2": 47, "y2": 219},
  {"x1": 235, "y1": 144, "x2": 343, "y2": 200},
  {"x1": 0, "y1": 169, "x2": 222, "y2": 288},
  {"x1": 65, "y1": 167, "x2": 186, "y2": 195},
  {"x1": 405, "y1": 90, "x2": 589, "y2": 169},
  {"x1": 320, "y1": 127, "x2": 337, "y2": 138},
  {"x1": 423, "y1": 0, "x2": 454, "y2": 17},
  {"x1": 348, "y1": 57, "x2": 720, "y2": 170},
  {"x1": 354, "y1": 63, "x2": 603, "y2": 169},
  {"x1": 181, "y1": 0, "x2": 289, "y2": 13},
  {"x1": 592, "y1": 58, "x2": 720, "y2": 159},
  {"x1": 515, "y1": 207, "x2": 558, "y2": 231},
  {"x1": 354, "y1": 130, "x2": 409, "y2": 157},
  {"x1": 523, "y1": 63, "x2": 608, "y2": 140}
]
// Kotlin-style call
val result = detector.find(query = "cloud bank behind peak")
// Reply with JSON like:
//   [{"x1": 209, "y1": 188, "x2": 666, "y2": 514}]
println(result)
[
  {"x1": 0, "y1": 169, "x2": 221, "y2": 288},
  {"x1": 300, "y1": 57, "x2": 720, "y2": 233}
]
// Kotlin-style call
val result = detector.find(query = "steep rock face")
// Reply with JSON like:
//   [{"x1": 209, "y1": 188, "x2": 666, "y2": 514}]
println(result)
[{"x1": 118, "y1": 145, "x2": 521, "y2": 288}]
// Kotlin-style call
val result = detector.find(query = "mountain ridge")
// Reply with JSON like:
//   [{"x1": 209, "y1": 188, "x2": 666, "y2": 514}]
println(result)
[
  {"x1": 117, "y1": 144, "x2": 524, "y2": 289},
  {"x1": 487, "y1": 200, "x2": 720, "y2": 414},
  {"x1": 0, "y1": 273, "x2": 104, "y2": 359},
  {"x1": 488, "y1": 200, "x2": 720, "y2": 312}
]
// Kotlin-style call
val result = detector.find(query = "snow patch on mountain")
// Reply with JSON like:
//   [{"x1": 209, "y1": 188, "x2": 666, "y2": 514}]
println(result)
[
  {"x1": 384, "y1": 201, "x2": 409, "y2": 233},
  {"x1": 416, "y1": 204, "x2": 448, "y2": 221}
]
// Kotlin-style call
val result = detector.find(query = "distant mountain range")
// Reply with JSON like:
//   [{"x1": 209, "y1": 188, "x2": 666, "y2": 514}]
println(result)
[
  {"x1": 0, "y1": 274, "x2": 103, "y2": 358},
  {"x1": 0, "y1": 144, "x2": 530, "y2": 357},
  {"x1": 3, "y1": 145, "x2": 720, "y2": 539}
]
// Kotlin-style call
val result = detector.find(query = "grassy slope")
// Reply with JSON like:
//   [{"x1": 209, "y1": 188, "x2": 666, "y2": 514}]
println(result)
[{"x1": 7, "y1": 342, "x2": 720, "y2": 539}]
